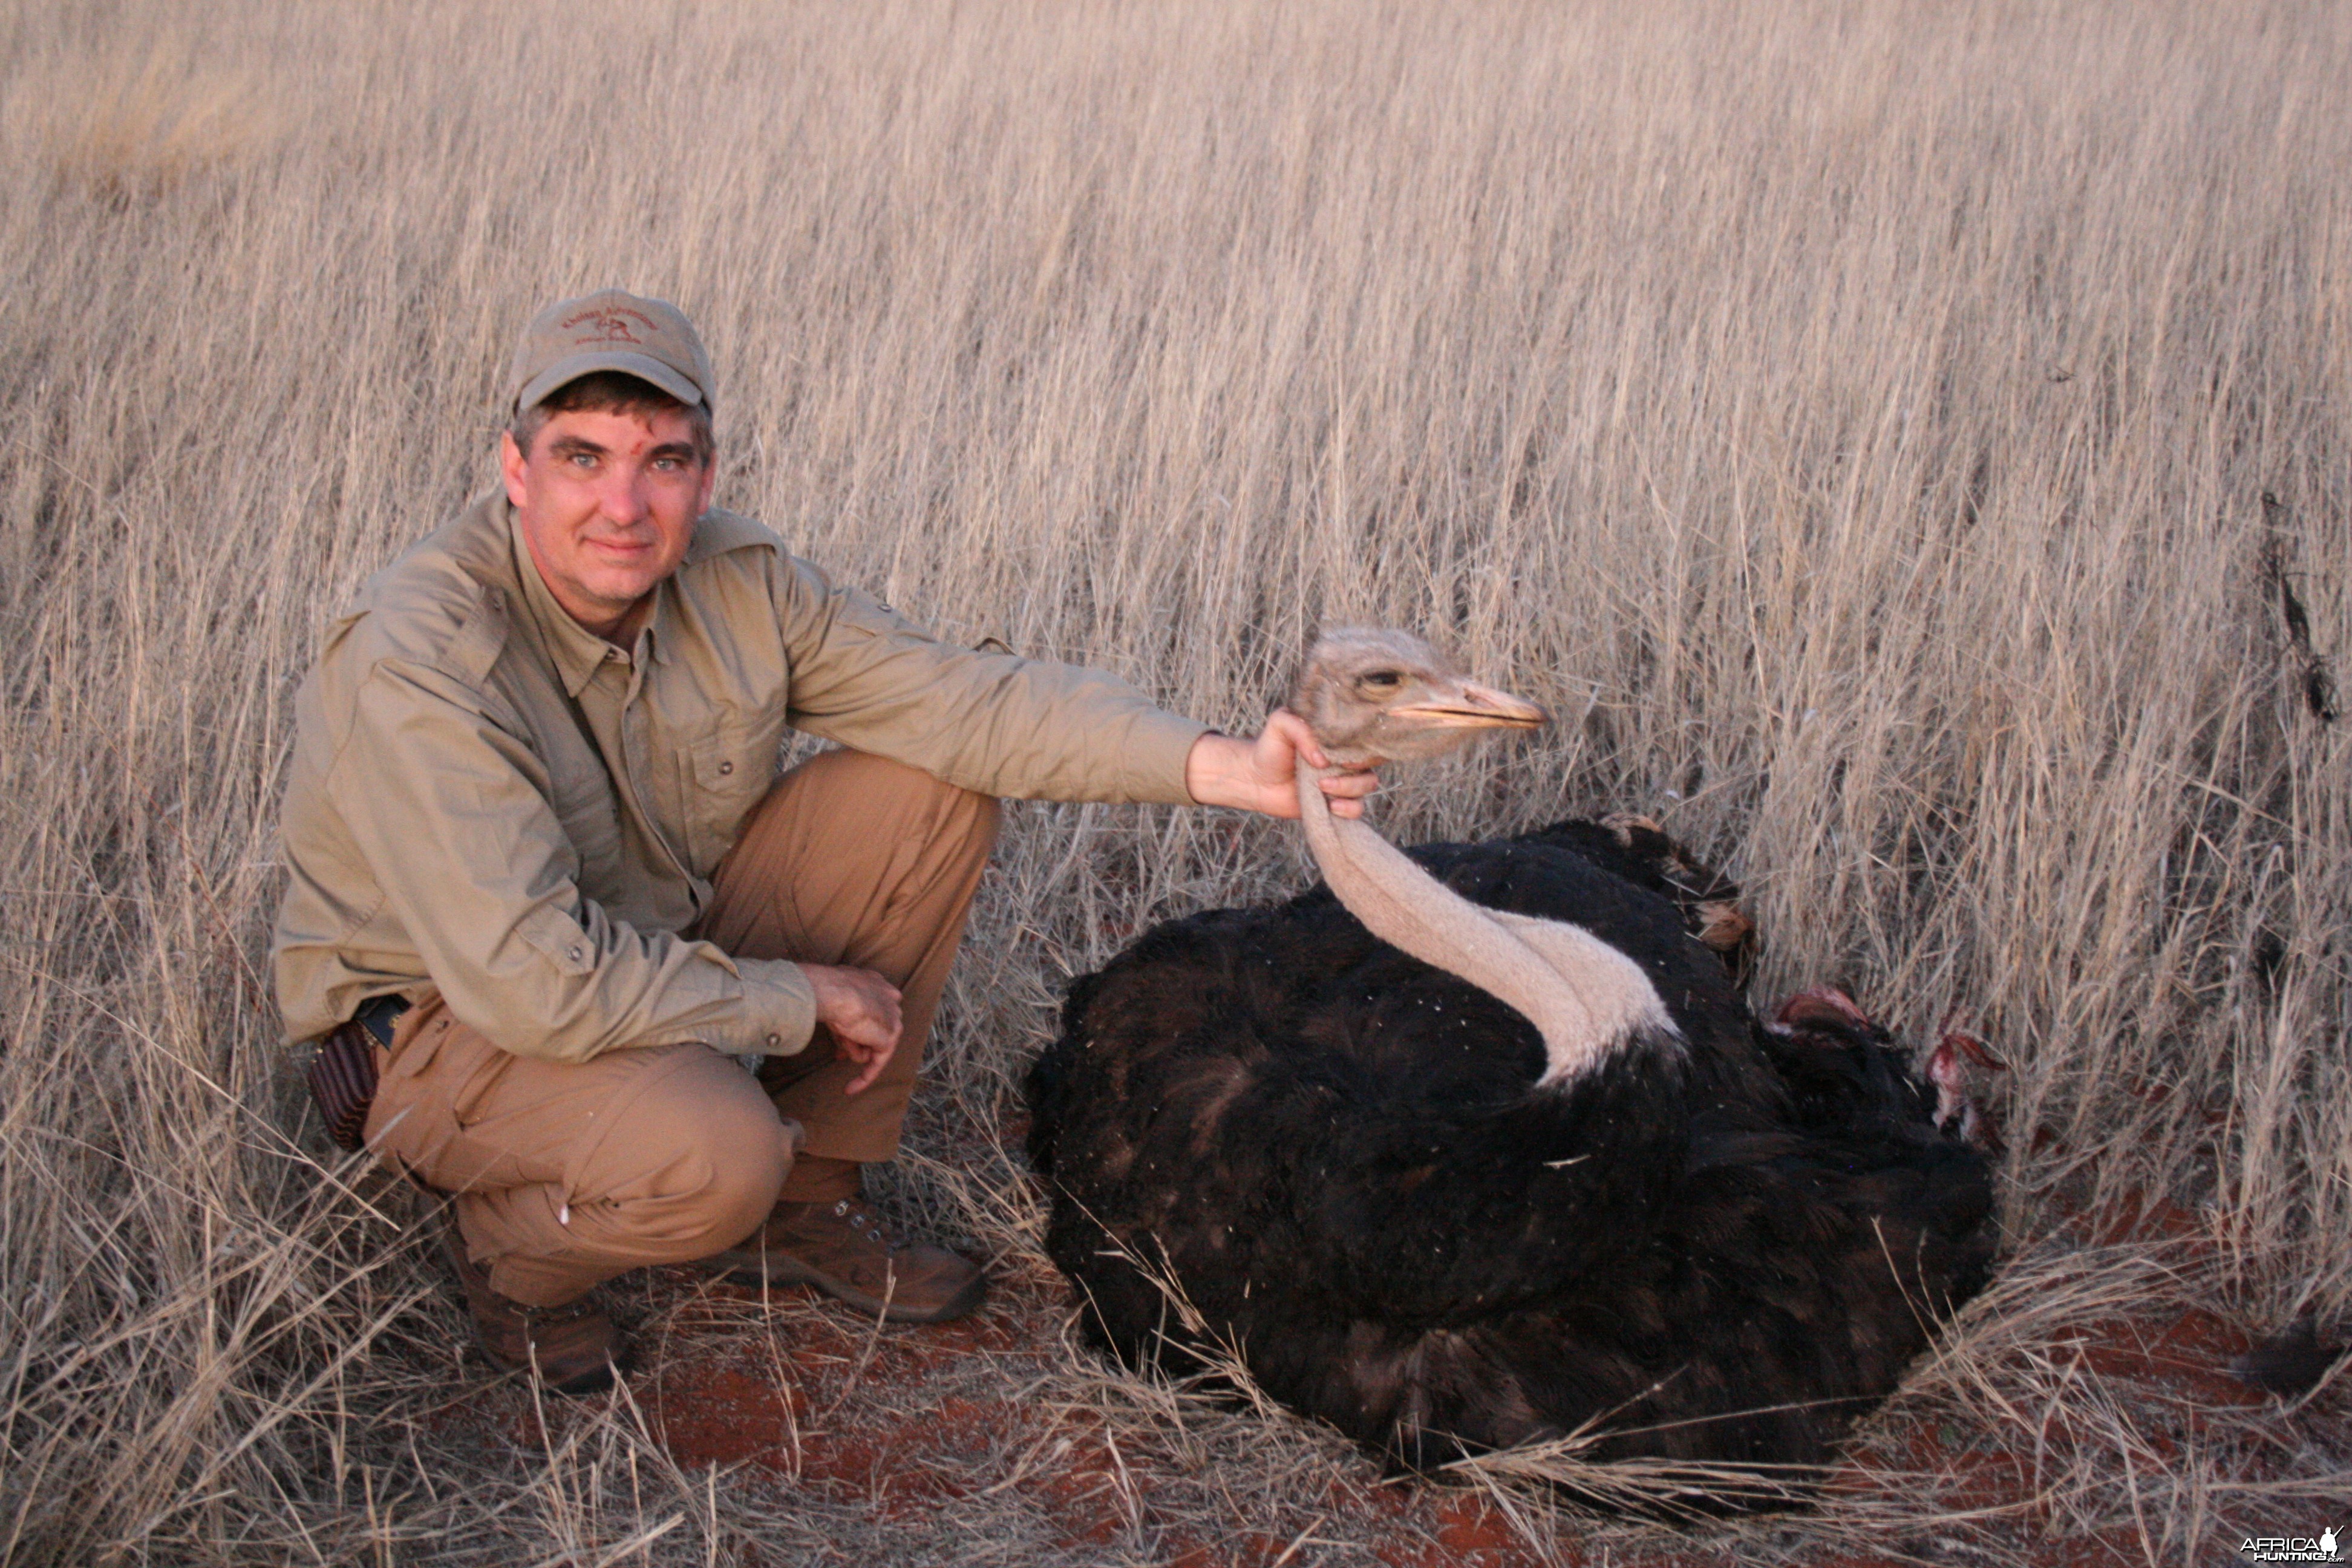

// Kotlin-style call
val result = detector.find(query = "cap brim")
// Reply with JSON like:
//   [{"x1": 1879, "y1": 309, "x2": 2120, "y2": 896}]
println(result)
[{"x1": 514, "y1": 350, "x2": 706, "y2": 416}]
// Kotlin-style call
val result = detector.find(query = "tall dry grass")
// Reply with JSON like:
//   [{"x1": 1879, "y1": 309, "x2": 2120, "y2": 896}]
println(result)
[{"x1": 1, "y1": 0, "x2": 2347, "y2": 1561}]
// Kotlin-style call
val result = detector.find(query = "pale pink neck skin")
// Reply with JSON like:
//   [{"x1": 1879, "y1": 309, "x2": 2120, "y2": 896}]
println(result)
[{"x1": 1294, "y1": 760, "x2": 1680, "y2": 1088}]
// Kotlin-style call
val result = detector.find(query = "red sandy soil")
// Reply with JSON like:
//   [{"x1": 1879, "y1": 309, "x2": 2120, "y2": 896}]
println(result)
[
  {"x1": 447, "y1": 1267, "x2": 1583, "y2": 1567},
  {"x1": 422, "y1": 1178, "x2": 2322, "y2": 1567}
]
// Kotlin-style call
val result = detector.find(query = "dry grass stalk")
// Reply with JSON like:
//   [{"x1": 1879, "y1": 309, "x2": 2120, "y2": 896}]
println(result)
[{"x1": 2, "y1": 0, "x2": 2348, "y2": 1562}]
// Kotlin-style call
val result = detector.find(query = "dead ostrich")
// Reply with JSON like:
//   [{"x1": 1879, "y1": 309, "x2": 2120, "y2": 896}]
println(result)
[{"x1": 1025, "y1": 629, "x2": 2001, "y2": 1509}]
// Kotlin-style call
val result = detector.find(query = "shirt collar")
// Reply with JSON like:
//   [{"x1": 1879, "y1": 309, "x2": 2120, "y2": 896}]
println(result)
[{"x1": 507, "y1": 509, "x2": 662, "y2": 699}]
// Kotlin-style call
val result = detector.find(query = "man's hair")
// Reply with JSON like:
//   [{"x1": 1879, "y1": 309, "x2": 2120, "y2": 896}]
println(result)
[{"x1": 509, "y1": 370, "x2": 716, "y2": 462}]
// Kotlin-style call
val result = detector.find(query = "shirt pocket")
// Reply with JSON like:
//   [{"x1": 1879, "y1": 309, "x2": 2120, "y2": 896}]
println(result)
[{"x1": 682, "y1": 721, "x2": 777, "y2": 876}]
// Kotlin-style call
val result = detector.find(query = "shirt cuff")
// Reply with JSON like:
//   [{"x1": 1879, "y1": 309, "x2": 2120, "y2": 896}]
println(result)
[
  {"x1": 1122, "y1": 709, "x2": 1214, "y2": 805},
  {"x1": 734, "y1": 957, "x2": 817, "y2": 1055}
]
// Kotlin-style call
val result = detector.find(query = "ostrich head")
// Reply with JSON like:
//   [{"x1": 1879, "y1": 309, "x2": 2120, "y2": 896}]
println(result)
[
  {"x1": 1287, "y1": 628, "x2": 1547, "y2": 768},
  {"x1": 1284, "y1": 627, "x2": 1677, "y2": 1089}
]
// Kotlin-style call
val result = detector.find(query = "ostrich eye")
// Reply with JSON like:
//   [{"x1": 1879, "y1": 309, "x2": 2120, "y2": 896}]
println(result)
[{"x1": 1359, "y1": 670, "x2": 1403, "y2": 693}]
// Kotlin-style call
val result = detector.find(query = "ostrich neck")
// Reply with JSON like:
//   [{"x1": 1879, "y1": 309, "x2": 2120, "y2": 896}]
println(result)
[{"x1": 1293, "y1": 760, "x2": 1677, "y2": 1086}]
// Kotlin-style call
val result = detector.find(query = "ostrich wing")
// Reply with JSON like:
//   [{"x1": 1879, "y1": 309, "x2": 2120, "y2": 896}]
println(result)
[{"x1": 1035, "y1": 897, "x2": 1694, "y2": 1330}]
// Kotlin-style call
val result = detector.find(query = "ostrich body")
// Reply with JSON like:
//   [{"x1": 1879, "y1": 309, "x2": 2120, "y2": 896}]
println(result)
[{"x1": 1024, "y1": 630, "x2": 1998, "y2": 1500}]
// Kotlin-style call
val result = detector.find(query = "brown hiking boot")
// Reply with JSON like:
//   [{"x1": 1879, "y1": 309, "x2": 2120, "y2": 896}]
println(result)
[
  {"x1": 440, "y1": 1224, "x2": 624, "y2": 1394},
  {"x1": 705, "y1": 1198, "x2": 988, "y2": 1324}
]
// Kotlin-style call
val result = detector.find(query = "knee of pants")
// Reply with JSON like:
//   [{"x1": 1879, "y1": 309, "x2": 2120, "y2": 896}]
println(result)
[
  {"x1": 621, "y1": 1054, "x2": 794, "y2": 1253},
  {"x1": 952, "y1": 787, "x2": 1003, "y2": 859},
  {"x1": 913, "y1": 762, "x2": 1000, "y2": 864},
  {"x1": 800, "y1": 749, "x2": 1001, "y2": 851},
  {"x1": 699, "y1": 1128, "x2": 792, "y2": 1249},
  {"x1": 965, "y1": 783, "x2": 1002, "y2": 829}
]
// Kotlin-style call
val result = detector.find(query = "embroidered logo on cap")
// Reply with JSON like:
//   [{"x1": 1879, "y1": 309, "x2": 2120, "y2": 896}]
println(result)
[{"x1": 560, "y1": 305, "x2": 655, "y2": 346}]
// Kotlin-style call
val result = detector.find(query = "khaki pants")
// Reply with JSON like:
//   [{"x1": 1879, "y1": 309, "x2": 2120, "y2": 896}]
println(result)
[{"x1": 364, "y1": 750, "x2": 1000, "y2": 1306}]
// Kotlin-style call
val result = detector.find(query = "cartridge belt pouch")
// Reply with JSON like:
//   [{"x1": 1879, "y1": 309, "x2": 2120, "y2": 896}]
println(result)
[{"x1": 307, "y1": 995, "x2": 410, "y2": 1152}]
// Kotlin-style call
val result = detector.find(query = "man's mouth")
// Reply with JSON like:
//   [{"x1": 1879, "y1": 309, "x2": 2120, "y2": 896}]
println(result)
[{"x1": 586, "y1": 535, "x2": 656, "y2": 559}]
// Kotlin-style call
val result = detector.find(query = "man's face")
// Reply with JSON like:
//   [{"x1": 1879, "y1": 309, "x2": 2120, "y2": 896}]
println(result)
[{"x1": 501, "y1": 403, "x2": 714, "y2": 636}]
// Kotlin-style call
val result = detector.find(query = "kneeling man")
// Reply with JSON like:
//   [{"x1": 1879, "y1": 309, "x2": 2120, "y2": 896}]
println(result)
[{"x1": 275, "y1": 290, "x2": 1370, "y2": 1391}]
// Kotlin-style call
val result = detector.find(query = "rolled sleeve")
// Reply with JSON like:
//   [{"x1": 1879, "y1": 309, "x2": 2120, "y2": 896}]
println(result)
[{"x1": 335, "y1": 659, "x2": 816, "y2": 1063}]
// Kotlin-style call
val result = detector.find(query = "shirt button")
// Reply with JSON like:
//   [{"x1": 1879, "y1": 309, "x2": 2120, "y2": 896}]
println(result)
[
  {"x1": 568, "y1": 946, "x2": 584, "y2": 962},
  {"x1": 765, "y1": 1033, "x2": 781, "y2": 1050},
  {"x1": 718, "y1": 760, "x2": 734, "y2": 776}
]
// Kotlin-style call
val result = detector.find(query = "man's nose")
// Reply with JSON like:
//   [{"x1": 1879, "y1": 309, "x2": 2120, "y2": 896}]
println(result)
[{"x1": 595, "y1": 463, "x2": 653, "y2": 526}]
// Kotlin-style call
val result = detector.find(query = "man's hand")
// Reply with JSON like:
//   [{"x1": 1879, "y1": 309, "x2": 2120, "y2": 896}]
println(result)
[
  {"x1": 802, "y1": 963, "x2": 901, "y2": 1095},
  {"x1": 1183, "y1": 711, "x2": 1379, "y2": 820}
]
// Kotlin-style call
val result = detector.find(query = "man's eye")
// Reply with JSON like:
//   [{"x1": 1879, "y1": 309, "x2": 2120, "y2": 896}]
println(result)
[{"x1": 567, "y1": 452, "x2": 596, "y2": 469}]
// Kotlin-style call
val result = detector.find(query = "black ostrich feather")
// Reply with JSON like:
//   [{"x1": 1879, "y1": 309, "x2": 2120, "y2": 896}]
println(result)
[{"x1": 1025, "y1": 821, "x2": 1998, "y2": 1509}]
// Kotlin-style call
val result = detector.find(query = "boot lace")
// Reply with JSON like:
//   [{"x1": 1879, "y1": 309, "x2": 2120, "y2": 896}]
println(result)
[{"x1": 831, "y1": 1198, "x2": 899, "y2": 1251}]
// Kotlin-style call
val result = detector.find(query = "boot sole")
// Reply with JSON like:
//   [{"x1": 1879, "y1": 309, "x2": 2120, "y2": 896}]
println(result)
[
  {"x1": 543, "y1": 1359, "x2": 619, "y2": 1397},
  {"x1": 440, "y1": 1225, "x2": 624, "y2": 1394},
  {"x1": 464, "y1": 1323, "x2": 627, "y2": 1396},
  {"x1": 462, "y1": 1326, "x2": 626, "y2": 1396},
  {"x1": 710, "y1": 1249, "x2": 988, "y2": 1324}
]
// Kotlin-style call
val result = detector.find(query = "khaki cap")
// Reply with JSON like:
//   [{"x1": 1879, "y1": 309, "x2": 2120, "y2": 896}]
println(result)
[{"x1": 509, "y1": 289, "x2": 714, "y2": 416}]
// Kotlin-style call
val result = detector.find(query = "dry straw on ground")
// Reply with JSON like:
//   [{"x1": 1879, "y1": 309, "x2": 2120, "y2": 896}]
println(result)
[{"x1": 1, "y1": 0, "x2": 2347, "y2": 1563}]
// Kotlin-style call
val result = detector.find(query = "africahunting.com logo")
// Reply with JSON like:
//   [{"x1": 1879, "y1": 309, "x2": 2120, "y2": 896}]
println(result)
[{"x1": 2239, "y1": 1527, "x2": 2342, "y2": 1564}]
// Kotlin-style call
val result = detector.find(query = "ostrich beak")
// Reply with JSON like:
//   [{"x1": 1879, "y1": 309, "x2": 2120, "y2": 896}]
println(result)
[{"x1": 1387, "y1": 681, "x2": 1549, "y2": 733}]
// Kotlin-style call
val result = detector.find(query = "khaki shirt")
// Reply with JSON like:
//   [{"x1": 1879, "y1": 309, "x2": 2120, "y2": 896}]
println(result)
[{"x1": 273, "y1": 492, "x2": 1206, "y2": 1063}]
